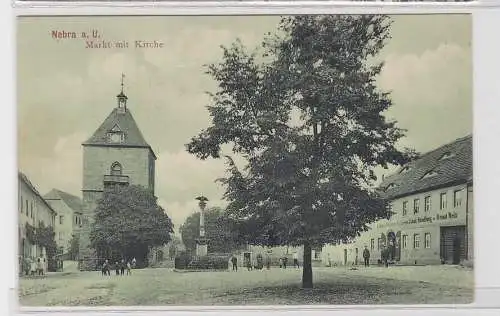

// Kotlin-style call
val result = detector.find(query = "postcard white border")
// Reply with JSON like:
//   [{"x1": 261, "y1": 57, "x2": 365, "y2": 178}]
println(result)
[{"x1": 4, "y1": 1, "x2": 500, "y2": 315}]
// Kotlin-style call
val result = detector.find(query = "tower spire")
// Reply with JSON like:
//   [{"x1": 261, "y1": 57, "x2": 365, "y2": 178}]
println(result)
[
  {"x1": 117, "y1": 73, "x2": 128, "y2": 112},
  {"x1": 121, "y1": 73, "x2": 125, "y2": 94}
]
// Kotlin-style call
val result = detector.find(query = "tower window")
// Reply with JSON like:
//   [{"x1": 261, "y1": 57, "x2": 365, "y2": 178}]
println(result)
[
  {"x1": 111, "y1": 162, "x2": 123, "y2": 176},
  {"x1": 108, "y1": 132, "x2": 124, "y2": 143}
]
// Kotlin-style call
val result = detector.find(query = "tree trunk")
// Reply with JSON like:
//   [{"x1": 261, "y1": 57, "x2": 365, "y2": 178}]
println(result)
[{"x1": 302, "y1": 242, "x2": 313, "y2": 288}]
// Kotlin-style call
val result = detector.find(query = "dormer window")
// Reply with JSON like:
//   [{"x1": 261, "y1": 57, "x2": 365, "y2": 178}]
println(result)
[
  {"x1": 439, "y1": 152, "x2": 455, "y2": 160},
  {"x1": 422, "y1": 170, "x2": 438, "y2": 179},
  {"x1": 108, "y1": 131, "x2": 124, "y2": 143},
  {"x1": 108, "y1": 124, "x2": 124, "y2": 143}
]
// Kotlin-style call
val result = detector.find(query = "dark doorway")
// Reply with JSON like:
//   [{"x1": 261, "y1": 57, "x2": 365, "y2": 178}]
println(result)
[
  {"x1": 21, "y1": 238, "x2": 26, "y2": 257},
  {"x1": 395, "y1": 231, "x2": 402, "y2": 261},
  {"x1": 387, "y1": 231, "x2": 396, "y2": 261},
  {"x1": 244, "y1": 252, "x2": 251, "y2": 265},
  {"x1": 440, "y1": 226, "x2": 466, "y2": 264},
  {"x1": 157, "y1": 250, "x2": 164, "y2": 262}
]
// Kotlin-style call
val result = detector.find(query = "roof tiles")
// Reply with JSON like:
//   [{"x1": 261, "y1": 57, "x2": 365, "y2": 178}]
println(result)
[{"x1": 379, "y1": 135, "x2": 473, "y2": 200}]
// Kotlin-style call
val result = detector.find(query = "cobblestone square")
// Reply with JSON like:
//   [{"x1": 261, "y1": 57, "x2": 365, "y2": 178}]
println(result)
[{"x1": 19, "y1": 265, "x2": 473, "y2": 306}]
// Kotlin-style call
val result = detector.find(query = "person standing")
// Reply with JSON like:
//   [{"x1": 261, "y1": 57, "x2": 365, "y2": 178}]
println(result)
[
  {"x1": 115, "y1": 262, "x2": 120, "y2": 276},
  {"x1": 132, "y1": 257, "x2": 137, "y2": 269},
  {"x1": 36, "y1": 257, "x2": 44, "y2": 276},
  {"x1": 381, "y1": 246, "x2": 389, "y2": 268},
  {"x1": 363, "y1": 246, "x2": 370, "y2": 267},
  {"x1": 126, "y1": 261, "x2": 132, "y2": 275},
  {"x1": 120, "y1": 259, "x2": 126, "y2": 275},
  {"x1": 101, "y1": 261, "x2": 106, "y2": 276},
  {"x1": 30, "y1": 258, "x2": 37, "y2": 276},
  {"x1": 101, "y1": 260, "x2": 107, "y2": 276},
  {"x1": 293, "y1": 252, "x2": 300, "y2": 268},
  {"x1": 24, "y1": 257, "x2": 31, "y2": 276},
  {"x1": 231, "y1": 255, "x2": 238, "y2": 271},
  {"x1": 246, "y1": 256, "x2": 252, "y2": 271},
  {"x1": 256, "y1": 254, "x2": 263, "y2": 270}
]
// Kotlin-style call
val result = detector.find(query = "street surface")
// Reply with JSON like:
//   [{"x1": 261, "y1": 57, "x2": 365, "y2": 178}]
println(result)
[{"x1": 19, "y1": 265, "x2": 473, "y2": 306}]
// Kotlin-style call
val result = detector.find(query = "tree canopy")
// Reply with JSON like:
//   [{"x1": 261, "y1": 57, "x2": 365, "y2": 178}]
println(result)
[
  {"x1": 180, "y1": 207, "x2": 240, "y2": 254},
  {"x1": 89, "y1": 185, "x2": 174, "y2": 263},
  {"x1": 187, "y1": 15, "x2": 417, "y2": 288}
]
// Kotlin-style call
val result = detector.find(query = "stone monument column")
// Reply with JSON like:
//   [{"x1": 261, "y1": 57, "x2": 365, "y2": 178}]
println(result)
[{"x1": 195, "y1": 196, "x2": 209, "y2": 257}]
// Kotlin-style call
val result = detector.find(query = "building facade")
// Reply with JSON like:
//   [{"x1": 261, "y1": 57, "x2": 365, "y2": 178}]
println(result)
[
  {"x1": 322, "y1": 135, "x2": 473, "y2": 266},
  {"x1": 18, "y1": 172, "x2": 57, "y2": 272},
  {"x1": 44, "y1": 189, "x2": 83, "y2": 254},
  {"x1": 79, "y1": 87, "x2": 156, "y2": 268}
]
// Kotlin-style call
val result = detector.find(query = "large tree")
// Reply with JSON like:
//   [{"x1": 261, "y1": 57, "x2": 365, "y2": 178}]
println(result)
[
  {"x1": 187, "y1": 15, "x2": 416, "y2": 288},
  {"x1": 180, "y1": 207, "x2": 239, "y2": 254},
  {"x1": 89, "y1": 185, "x2": 174, "y2": 264}
]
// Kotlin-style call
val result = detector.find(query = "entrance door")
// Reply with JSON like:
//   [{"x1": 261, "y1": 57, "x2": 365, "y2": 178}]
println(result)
[
  {"x1": 395, "y1": 231, "x2": 402, "y2": 262},
  {"x1": 440, "y1": 226, "x2": 466, "y2": 264},
  {"x1": 387, "y1": 232, "x2": 396, "y2": 261},
  {"x1": 343, "y1": 249, "x2": 347, "y2": 265}
]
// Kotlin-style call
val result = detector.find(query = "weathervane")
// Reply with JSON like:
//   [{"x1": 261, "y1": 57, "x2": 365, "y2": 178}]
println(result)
[{"x1": 120, "y1": 73, "x2": 125, "y2": 94}]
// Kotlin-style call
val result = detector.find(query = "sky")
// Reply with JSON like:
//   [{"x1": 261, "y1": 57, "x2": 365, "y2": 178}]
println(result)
[{"x1": 17, "y1": 15, "x2": 472, "y2": 232}]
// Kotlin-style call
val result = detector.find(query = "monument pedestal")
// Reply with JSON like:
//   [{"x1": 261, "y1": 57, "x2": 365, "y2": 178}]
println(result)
[{"x1": 195, "y1": 237, "x2": 209, "y2": 257}]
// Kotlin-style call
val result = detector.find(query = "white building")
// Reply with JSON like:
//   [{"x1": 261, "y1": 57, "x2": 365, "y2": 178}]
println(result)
[
  {"x1": 18, "y1": 172, "x2": 57, "y2": 272},
  {"x1": 322, "y1": 135, "x2": 473, "y2": 266}
]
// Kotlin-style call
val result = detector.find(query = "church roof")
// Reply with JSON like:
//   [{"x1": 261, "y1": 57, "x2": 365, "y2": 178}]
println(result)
[
  {"x1": 82, "y1": 108, "x2": 156, "y2": 158},
  {"x1": 379, "y1": 134, "x2": 473, "y2": 200},
  {"x1": 44, "y1": 189, "x2": 83, "y2": 214}
]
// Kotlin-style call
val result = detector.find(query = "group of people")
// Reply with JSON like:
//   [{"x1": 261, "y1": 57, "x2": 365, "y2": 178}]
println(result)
[
  {"x1": 230, "y1": 251, "x2": 301, "y2": 271},
  {"x1": 363, "y1": 245, "x2": 390, "y2": 268},
  {"x1": 279, "y1": 252, "x2": 300, "y2": 269},
  {"x1": 22, "y1": 256, "x2": 47, "y2": 277},
  {"x1": 101, "y1": 257, "x2": 136, "y2": 276}
]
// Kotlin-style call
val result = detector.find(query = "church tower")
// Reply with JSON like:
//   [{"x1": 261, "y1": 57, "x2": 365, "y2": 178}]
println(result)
[{"x1": 79, "y1": 75, "x2": 156, "y2": 269}]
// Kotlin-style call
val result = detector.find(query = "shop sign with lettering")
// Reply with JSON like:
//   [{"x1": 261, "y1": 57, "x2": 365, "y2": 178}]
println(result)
[{"x1": 376, "y1": 212, "x2": 460, "y2": 228}]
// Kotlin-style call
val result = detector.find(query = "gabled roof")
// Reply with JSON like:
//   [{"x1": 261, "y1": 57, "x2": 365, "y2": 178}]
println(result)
[
  {"x1": 379, "y1": 135, "x2": 473, "y2": 200},
  {"x1": 82, "y1": 108, "x2": 156, "y2": 158},
  {"x1": 44, "y1": 189, "x2": 83, "y2": 214},
  {"x1": 18, "y1": 171, "x2": 57, "y2": 216}
]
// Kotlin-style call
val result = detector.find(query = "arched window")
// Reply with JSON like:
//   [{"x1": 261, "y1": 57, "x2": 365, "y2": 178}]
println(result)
[{"x1": 110, "y1": 162, "x2": 122, "y2": 176}]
